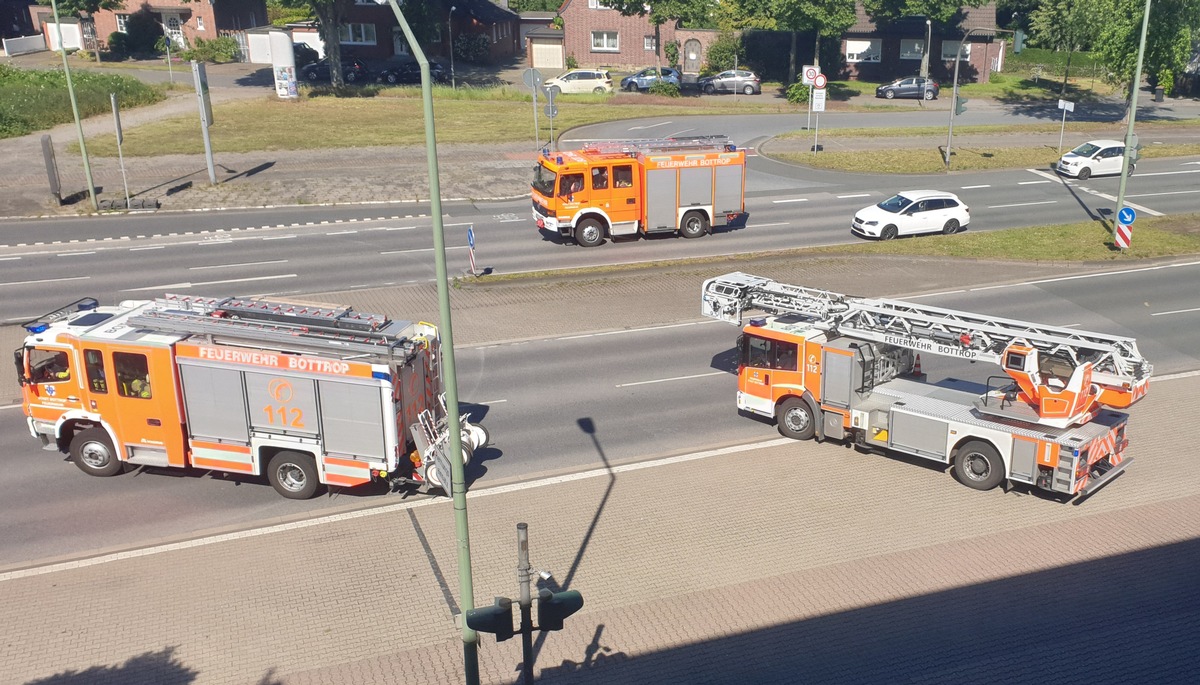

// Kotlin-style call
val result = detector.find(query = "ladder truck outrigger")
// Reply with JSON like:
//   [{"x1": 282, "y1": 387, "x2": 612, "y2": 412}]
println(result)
[
  {"x1": 15, "y1": 294, "x2": 488, "y2": 499},
  {"x1": 701, "y1": 273, "x2": 1153, "y2": 499}
]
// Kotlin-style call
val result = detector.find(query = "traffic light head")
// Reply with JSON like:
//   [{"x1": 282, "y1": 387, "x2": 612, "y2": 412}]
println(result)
[
  {"x1": 466, "y1": 597, "x2": 515, "y2": 642},
  {"x1": 955, "y1": 96, "x2": 968, "y2": 116},
  {"x1": 1014, "y1": 30, "x2": 1026, "y2": 54},
  {"x1": 537, "y1": 588, "x2": 584, "y2": 632}
]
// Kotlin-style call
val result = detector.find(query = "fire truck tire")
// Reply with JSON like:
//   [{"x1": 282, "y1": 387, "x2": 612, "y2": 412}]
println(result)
[
  {"x1": 680, "y1": 211, "x2": 709, "y2": 239},
  {"x1": 70, "y1": 427, "x2": 123, "y2": 477},
  {"x1": 267, "y1": 452, "x2": 323, "y2": 500},
  {"x1": 776, "y1": 398, "x2": 816, "y2": 441},
  {"x1": 954, "y1": 441, "x2": 1005, "y2": 491},
  {"x1": 575, "y1": 218, "x2": 605, "y2": 247},
  {"x1": 880, "y1": 225, "x2": 898, "y2": 241}
]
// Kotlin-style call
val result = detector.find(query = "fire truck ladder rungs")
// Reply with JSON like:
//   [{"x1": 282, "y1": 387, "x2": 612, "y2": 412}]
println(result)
[
  {"x1": 127, "y1": 295, "x2": 419, "y2": 357},
  {"x1": 702, "y1": 273, "x2": 1151, "y2": 383},
  {"x1": 580, "y1": 135, "x2": 733, "y2": 155}
]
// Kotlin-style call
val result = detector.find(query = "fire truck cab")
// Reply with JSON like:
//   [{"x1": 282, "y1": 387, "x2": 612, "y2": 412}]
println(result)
[{"x1": 532, "y1": 136, "x2": 746, "y2": 247}]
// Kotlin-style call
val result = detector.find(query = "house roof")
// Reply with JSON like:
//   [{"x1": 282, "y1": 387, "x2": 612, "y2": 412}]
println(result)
[
  {"x1": 526, "y1": 26, "x2": 564, "y2": 39},
  {"x1": 848, "y1": 2, "x2": 998, "y2": 36},
  {"x1": 520, "y1": 12, "x2": 558, "y2": 21},
  {"x1": 461, "y1": 0, "x2": 518, "y2": 25}
]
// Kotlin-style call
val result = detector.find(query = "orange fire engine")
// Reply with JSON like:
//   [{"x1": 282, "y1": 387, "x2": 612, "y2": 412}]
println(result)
[
  {"x1": 702, "y1": 273, "x2": 1153, "y2": 499},
  {"x1": 15, "y1": 295, "x2": 487, "y2": 499},
  {"x1": 532, "y1": 136, "x2": 746, "y2": 247}
]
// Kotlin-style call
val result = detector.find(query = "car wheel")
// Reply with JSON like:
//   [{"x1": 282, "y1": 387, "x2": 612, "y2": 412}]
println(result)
[
  {"x1": 743, "y1": 84, "x2": 755, "y2": 95},
  {"x1": 386, "y1": 73, "x2": 398, "y2": 85},
  {"x1": 880, "y1": 225, "x2": 898, "y2": 241},
  {"x1": 955, "y1": 440, "x2": 1005, "y2": 491},
  {"x1": 593, "y1": 86, "x2": 606, "y2": 94},
  {"x1": 70, "y1": 427, "x2": 123, "y2": 477},
  {"x1": 1077, "y1": 167, "x2": 1091, "y2": 180},
  {"x1": 1128, "y1": 163, "x2": 1135, "y2": 176},
  {"x1": 704, "y1": 84, "x2": 716, "y2": 95},
  {"x1": 884, "y1": 89, "x2": 895, "y2": 99},
  {"x1": 305, "y1": 70, "x2": 319, "y2": 81},
  {"x1": 924, "y1": 89, "x2": 936, "y2": 100},
  {"x1": 776, "y1": 398, "x2": 816, "y2": 441},
  {"x1": 679, "y1": 210, "x2": 709, "y2": 239},
  {"x1": 942, "y1": 218, "x2": 960, "y2": 235},
  {"x1": 575, "y1": 218, "x2": 605, "y2": 248},
  {"x1": 625, "y1": 82, "x2": 637, "y2": 92},
  {"x1": 345, "y1": 71, "x2": 358, "y2": 83}
]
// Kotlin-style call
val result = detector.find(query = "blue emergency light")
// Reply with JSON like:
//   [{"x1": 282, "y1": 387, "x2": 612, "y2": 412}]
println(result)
[{"x1": 24, "y1": 323, "x2": 49, "y2": 334}]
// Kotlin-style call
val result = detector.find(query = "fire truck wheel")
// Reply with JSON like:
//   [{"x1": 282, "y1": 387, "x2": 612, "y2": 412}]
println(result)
[
  {"x1": 680, "y1": 211, "x2": 709, "y2": 239},
  {"x1": 70, "y1": 427, "x2": 123, "y2": 477},
  {"x1": 575, "y1": 218, "x2": 605, "y2": 247},
  {"x1": 267, "y1": 452, "x2": 323, "y2": 500},
  {"x1": 880, "y1": 225, "x2": 898, "y2": 241},
  {"x1": 955, "y1": 441, "x2": 1005, "y2": 491},
  {"x1": 776, "y1": 398, "x2": 816, "y2": 441}
]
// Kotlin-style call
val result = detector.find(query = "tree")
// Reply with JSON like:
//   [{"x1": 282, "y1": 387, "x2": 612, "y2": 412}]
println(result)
[
  {"x1": 1093, "y1": 0, "x2": 1200, "y2": 100},
  {"x1": 279, "y1": 0, "x2": 356, "y2": 86},
  {"x1": 1030, "y1": 0, "x2": 1100, "y2": 95},
  {"x1": 602, "y1": 1, "x2": 715, "y2": 80},
  {"x1": 862, "y1": 0, "x2": 988, "y2": 25}
]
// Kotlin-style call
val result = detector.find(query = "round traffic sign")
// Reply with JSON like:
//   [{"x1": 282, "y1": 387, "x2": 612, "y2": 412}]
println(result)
[
  {"x1": 1118, "y1": 207, "x2": 1136, "y2": 225},
  {"x1": 522, "y1": 68, "x2": 543, "y2": 89},
  {"x1": 804, "y1": 66, "x2": 818, "y2": 82},
  {"x1": 813, "y1": 73, "x2": 827, "y2": 89}
]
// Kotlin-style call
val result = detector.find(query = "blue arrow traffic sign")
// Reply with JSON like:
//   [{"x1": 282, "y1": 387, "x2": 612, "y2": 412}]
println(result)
[
  {"x1": 1118, "y1": 207, "x2": 1136, "y2": 225},
  {"x1": 467, "y1": 226, "x2": 475, "y2": 249}
]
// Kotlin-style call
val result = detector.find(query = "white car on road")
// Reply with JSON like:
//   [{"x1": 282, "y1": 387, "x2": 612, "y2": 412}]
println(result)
[
  {"x1": 1056, "y1": 139, "x2": 1132, "y2": 180},
  {"x1": 851, "y1": 190, "x2": 970, "y2": 240}
]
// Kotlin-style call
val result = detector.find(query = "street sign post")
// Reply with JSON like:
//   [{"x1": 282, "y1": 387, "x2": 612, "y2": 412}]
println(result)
[
  {"x1": 811, "y1": 77, "x2": 826, "y2": 154},
  {"x1": 110, "y1": 93, "x2": 131, "y2": 210},
  {"x1": 543, "y1": 86, "x2": 557, "y2": 149},
  {"x1": 523, "y1": 68, "x2": 543, "y2": 149},
  {"x1": 1057, "y1": 99, "x2": 1075, "y2": 154},
  {"x1": 191, "y1": 61, "x2": 217, "y2": 185},
  {"x1": 1115, "y1": 207, "x2": 1135, "y2": 249},
  {"x1": 802, "y1": 65, "x2": 818, "y2": 130},
  {"x1": 467, "y1": 225, "x2": 478, "y2": 276}
]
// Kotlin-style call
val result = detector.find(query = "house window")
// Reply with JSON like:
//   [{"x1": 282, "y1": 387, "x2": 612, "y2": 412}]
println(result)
[
  {"x1": 942, "y1": 40, "x2": 971, "y2": 61},
  {"x1": 115, "y1": 14, "x2": 129, "y2": 33},
  {"x1": 339, "y1": 23, "x2": 378, "y2": 45},
  {"x1": 588, "y1": 0, "x2": 612, "y2": 8},
  {"x1": 899, "y1": 38, "x2": 923, "y2": 60},
  {"x1": 591, "y1": 31, "x2": 618, "y2": 52},
  {"x1": 644, "y1": 35, "x2": 656, "y2": 51},
  {"x1": 845, "y1": 39, "x2": 880, "y2": 63},
  {"x1": 196, "y1": 17, "x2": 205, "y2": 31}
]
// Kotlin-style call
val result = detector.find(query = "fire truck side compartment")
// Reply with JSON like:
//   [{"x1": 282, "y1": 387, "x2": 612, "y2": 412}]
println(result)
[
  {"x1": 714, "y1": 164, "x2": 744, "y2": 219},
  {"x1": 645, "y1": 168, "x2": 677, "y2": 231}
]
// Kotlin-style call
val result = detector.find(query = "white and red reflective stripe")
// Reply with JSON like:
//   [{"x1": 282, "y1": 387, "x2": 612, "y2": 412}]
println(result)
[
  {"x1": 1115, "y1": 223, "x2": 1132, "y2": 248},
  {"x1": 322, "y1": 455, "x2": 373, "y2": 487},
  {"x1": 191, "y1": 441, "x2": 254, "y2": 474}
]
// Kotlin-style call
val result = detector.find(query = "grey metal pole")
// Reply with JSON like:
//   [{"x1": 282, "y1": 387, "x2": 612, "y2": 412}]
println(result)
[
  {"x1": 448, "y1": 7, "x2": 456, "y2": 90},
  {"x1": 49, "y1": 0, "x2": 98, "y2": 211},
  {"x1": 110, "y1": 94, "x2": 130, "y2": 209},
  {"x1": 943, "y1": 29, "x2": 974, "y2": 169},
  {"x1": 385, "y1": 4, "x2": 479, "y2": 684},
  {"x1": 1113, "y1": 0, "x2": 1153, "y2": 250},
  {"x1": 517, "y1": 523, "x2": 534, "y2": 684}
]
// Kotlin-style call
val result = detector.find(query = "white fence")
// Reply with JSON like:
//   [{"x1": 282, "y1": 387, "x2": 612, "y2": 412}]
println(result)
[{"x1": 2, "y1": 34, "x2": 47, "y2": 56}]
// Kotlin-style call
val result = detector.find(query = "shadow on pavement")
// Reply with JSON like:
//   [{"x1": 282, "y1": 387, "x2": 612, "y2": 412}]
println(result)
[
  {"x1": 25, "y1": 646, "x2": 198, "y2": 685},
  {"x1": 536, "y1": 536, "x2": 1200, "y2": 684}
]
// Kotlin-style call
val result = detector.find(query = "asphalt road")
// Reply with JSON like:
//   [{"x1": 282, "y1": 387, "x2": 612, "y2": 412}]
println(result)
[{"x1": 3, "y1": 262, "x2": 1197, "y2": 567}]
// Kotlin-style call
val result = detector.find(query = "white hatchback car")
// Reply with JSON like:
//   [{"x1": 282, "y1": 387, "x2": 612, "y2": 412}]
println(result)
[
  {"x1": 1056, "y1": 139, "x2": 1131, "y2": 180},
  {"x1": 851, "y1": 190, "x2": 970, "y2": 240},
  {"x1": 542, "y1": 69, "x2": 613, "y2": 96}
]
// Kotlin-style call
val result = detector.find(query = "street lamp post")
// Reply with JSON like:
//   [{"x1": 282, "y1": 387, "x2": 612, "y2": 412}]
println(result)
[
  {"x1": 944, "y1": 26, "x2": 1016, "y2": 168},
  {"x1": 921, "y1": 18, "x2": 932, "y2": 101},
  {"x1": 448, "y1": 6, "x2": 456, "y2": 89}
]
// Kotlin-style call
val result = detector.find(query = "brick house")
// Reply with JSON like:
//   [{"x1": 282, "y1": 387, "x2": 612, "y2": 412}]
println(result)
[
  {"x1": 841, "y1": 3, "x2": 1001, "y2": 84},
  {"x1": 556, "y1": 0, "x2": 719, "y2": 74},
  {"x1": 338, "y1": 0, "x2": 518, "y2": 63},
  {"x1": 29, "y1": 0, "x2": 266, "y2": 52}
]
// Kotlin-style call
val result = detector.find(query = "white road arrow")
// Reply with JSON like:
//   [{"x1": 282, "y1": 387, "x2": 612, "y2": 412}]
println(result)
[{"x1": 628, "y1": 121, "x2": 672, "y2": 130}]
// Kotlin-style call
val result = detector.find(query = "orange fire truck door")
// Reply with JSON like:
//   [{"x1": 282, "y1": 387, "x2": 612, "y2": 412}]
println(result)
[
  {"x1": 739, "y1": 331, "x2": 779, "y2": 408},
  {"x1": 607, "y1": 162, "x2": 640, "y2": 225},
  {"x1": 23, "y1": 345, "x2": 85, "y2": 421},
  {"x1": 101, "y1": 345, "x2": 186, "y2": 467}
]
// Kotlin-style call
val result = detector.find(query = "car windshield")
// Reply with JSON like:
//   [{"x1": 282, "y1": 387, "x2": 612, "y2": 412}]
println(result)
[
  {"x1": 877, "y1": 194, "x2": 912, "y2": 213},
  {"x1": 1070, "y1": 143, "x2": 1101, "y2": 157},
  {"x1": 532, "y1": 163, "x2": 557, "y2": 197}
]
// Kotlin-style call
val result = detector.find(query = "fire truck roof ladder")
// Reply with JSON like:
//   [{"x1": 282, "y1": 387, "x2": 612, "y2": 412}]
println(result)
[
  {"x1": 126, "y1": 294, "x2": 422, "y2": 357},
  {"x1": 580, "y1": 135, "x2": 734, "y2": 155},
  {"x1": 702, "y1": 272, "x2": 1151, "y2": 385}
]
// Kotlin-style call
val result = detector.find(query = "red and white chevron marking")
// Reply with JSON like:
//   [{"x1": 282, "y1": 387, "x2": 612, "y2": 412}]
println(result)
[{"x1": 1115, "y1": 222, "x2": 1132, "y2": 248}]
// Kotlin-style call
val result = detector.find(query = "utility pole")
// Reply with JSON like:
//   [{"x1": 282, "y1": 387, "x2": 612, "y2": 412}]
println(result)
[
  {"x1": 1113, "y1": 0, "x2": 1152, "y2": 248},
  {"x1": 386, "y1": 3, "x2": 479, "y2": 683},
  {"x1": 49, "y1": 0, "x2": 98, "y2": 211},
  {"x1": 944, "y1": 26, "x2": 1018, "y2": 168}
]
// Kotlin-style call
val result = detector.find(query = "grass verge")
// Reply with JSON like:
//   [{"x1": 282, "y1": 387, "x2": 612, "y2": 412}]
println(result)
[{"x1": 0, "y1": 63, "x2": 165, "y2": 139}]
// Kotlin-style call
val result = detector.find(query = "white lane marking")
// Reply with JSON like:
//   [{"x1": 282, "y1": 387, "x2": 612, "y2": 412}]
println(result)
[
  {"x1": 616, "y1": 371, "x2": 725, "y2": 388},
  {"x1": 556, "y1": 319, "x2": 720, "y2": 341},
  {"x1": 987, "y1": 200, "x2": 1057, "y2": 209},
  {"x1": 837, "y1": 193, "x2": 871, "y2": 199},
  {"x1": 56, "y1": 251, "x2": 96, "y2": 257},
  {"x1": 0, "y1": 256, "x2": 20, "y2": 261},
  {"x1": 1025, "y1": 168, "x2": 1064, "y2": 182},
  {"x1": 969, "y1": 259, "x2": 1200, "y2": 291},
  {"x1": 1126, "y1": 190, "x2": 1200, "y2": 199},
  {"x1": 129, "y1": 246, "x2": 165, "y2": 251},
  {"x1": 326, "y1": 230, "x2": 358, "y2": 235},
  {"x1": 379, "y1": 226, "x2": 418, "y2": 231},
  {"x1": 262, "y1": 235, "x2": 297, "y2": 241},
  {"x1": 960, "y1": 185, "x2": 990, "y2": 189},
  {"x1": 1017, "y1": 180, "x2": 1051, "y2": 185},
  {"x1": 905, "y1": 289, "x2": 966, "y2": 299},
  {"x1": 666, "y1": 128, "x2": 696, "y2": 138},
  {"x1": 1157, "y1": 370, "x2": 1200, "y2": 381},
  {"x1": 1, "y1": 276, "x2": 90, "y2": 287},
  {"x1": 380, "y1": 246, "x2": 468, "y2": 255},
  {"x1": 749, "y1": 222, "x2": 789, "y2": 228},
  {"x1": 189, "y1": 260, "x2": 288, "y2": 271},
  {"x1": 499, "y1": 218, "x2": 525, "y2": 223},
  {"x1": 772, "y1": 198, "x2": 810, "y2": 204},
  {"x1": 0, "y1": 437, "x2": 793, "y2": 582},
  {"x1": 1132, "y1": 169, "x2": 1200, "y2": 177},
  {"x1": 1151, "y1": 306, "x2": 1200, "y2": 317},
  {"x1": 629, "y1": 121, "x2": 672, "y2": 130},
  {"x1": 121, "y1": 274, "x2": 299, "y2": 291},
  {"x1": 1078, "y1": 188, "x2": 1164, "y2": 217},
  {"x1": 475, "y1": 399, "x2": 508, "y2": 405}
]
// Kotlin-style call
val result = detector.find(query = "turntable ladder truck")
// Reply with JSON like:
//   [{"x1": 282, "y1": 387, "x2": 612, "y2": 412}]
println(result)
[
  {"x1": 701, "y1": 272, "x2": 1153, "y2": 498},
  {"x1": 15, "y1": 294, "x2": 488, "y2": 499}
]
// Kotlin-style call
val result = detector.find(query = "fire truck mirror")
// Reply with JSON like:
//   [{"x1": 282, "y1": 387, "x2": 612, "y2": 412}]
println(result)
[{"x1": 14, "y1": 348, "x2": 30, "y2": 385}]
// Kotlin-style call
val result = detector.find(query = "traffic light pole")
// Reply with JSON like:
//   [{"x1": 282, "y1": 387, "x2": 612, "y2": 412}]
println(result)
[
  {"x1": 944, "y1": 26, "x2": 1018, "y2": 169},
  {"x1": 1113, "y1": 0, "x2": 1152, "y2": 250},
  {"x1": 517, "y1": 523, "x2": 535, "y2": 684},
  {"x1": 385, "y1": 4, "x2": 480, "y2": 684}
]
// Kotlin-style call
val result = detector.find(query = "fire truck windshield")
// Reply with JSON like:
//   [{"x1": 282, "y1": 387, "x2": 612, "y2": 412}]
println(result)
[{"x1": 532, "y1": 163, "x2": 557, "y2": 197}]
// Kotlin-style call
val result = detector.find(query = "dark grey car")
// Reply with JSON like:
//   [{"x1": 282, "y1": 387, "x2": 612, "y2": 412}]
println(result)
[
  {"x1": 699, "y1": 70, "x2": 761, "y2": 95},
  {"x1": 876, "y1": 77, "x2": 939, "y2": 100}
]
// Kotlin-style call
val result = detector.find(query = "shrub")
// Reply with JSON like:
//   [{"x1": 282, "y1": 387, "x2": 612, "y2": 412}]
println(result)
[
  {"x1": 0, "y1": 66, "x2": 164, "y2": 140},
  {"x1": 786, "y1": 82, "x2": 810, "y2": 105},
  {"x1": 647, "y1": 80, "x2": 681, "y2": 97},
  {"x1": 565, "y1": 54, "x2": 578, "y2": 69},
  {"x1": 107, "y1": 31, "x2": 129, "y2": 59},
  {"x1": 453, "y1": 33, "x2": 490, "y2": 64},
  {"x1": 180, "y1": 36, "x2": 241, "y2": 63},
  {"x1": 704, "y1": 32, "x2": 743, "y2": 74},
  {"x1": 123, "y1": 11, "x2": 165, "y2": 56},
  {"x1": 664, "y1": 40, "x2": 680, "y2": 68}
]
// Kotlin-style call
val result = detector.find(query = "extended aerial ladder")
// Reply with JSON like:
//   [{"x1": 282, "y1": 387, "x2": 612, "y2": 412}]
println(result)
[
  {"x1": 702, "y1": 272, "x2": 1153, "y2": 429},
  {"x1": 575, "y1": 135, "x2": 737, "y2": 156}
]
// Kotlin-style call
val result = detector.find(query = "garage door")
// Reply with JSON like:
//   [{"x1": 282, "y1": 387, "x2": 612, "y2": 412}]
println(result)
[{"x1": 531, "y1": 39, "x2": 563, "y2": 70}]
